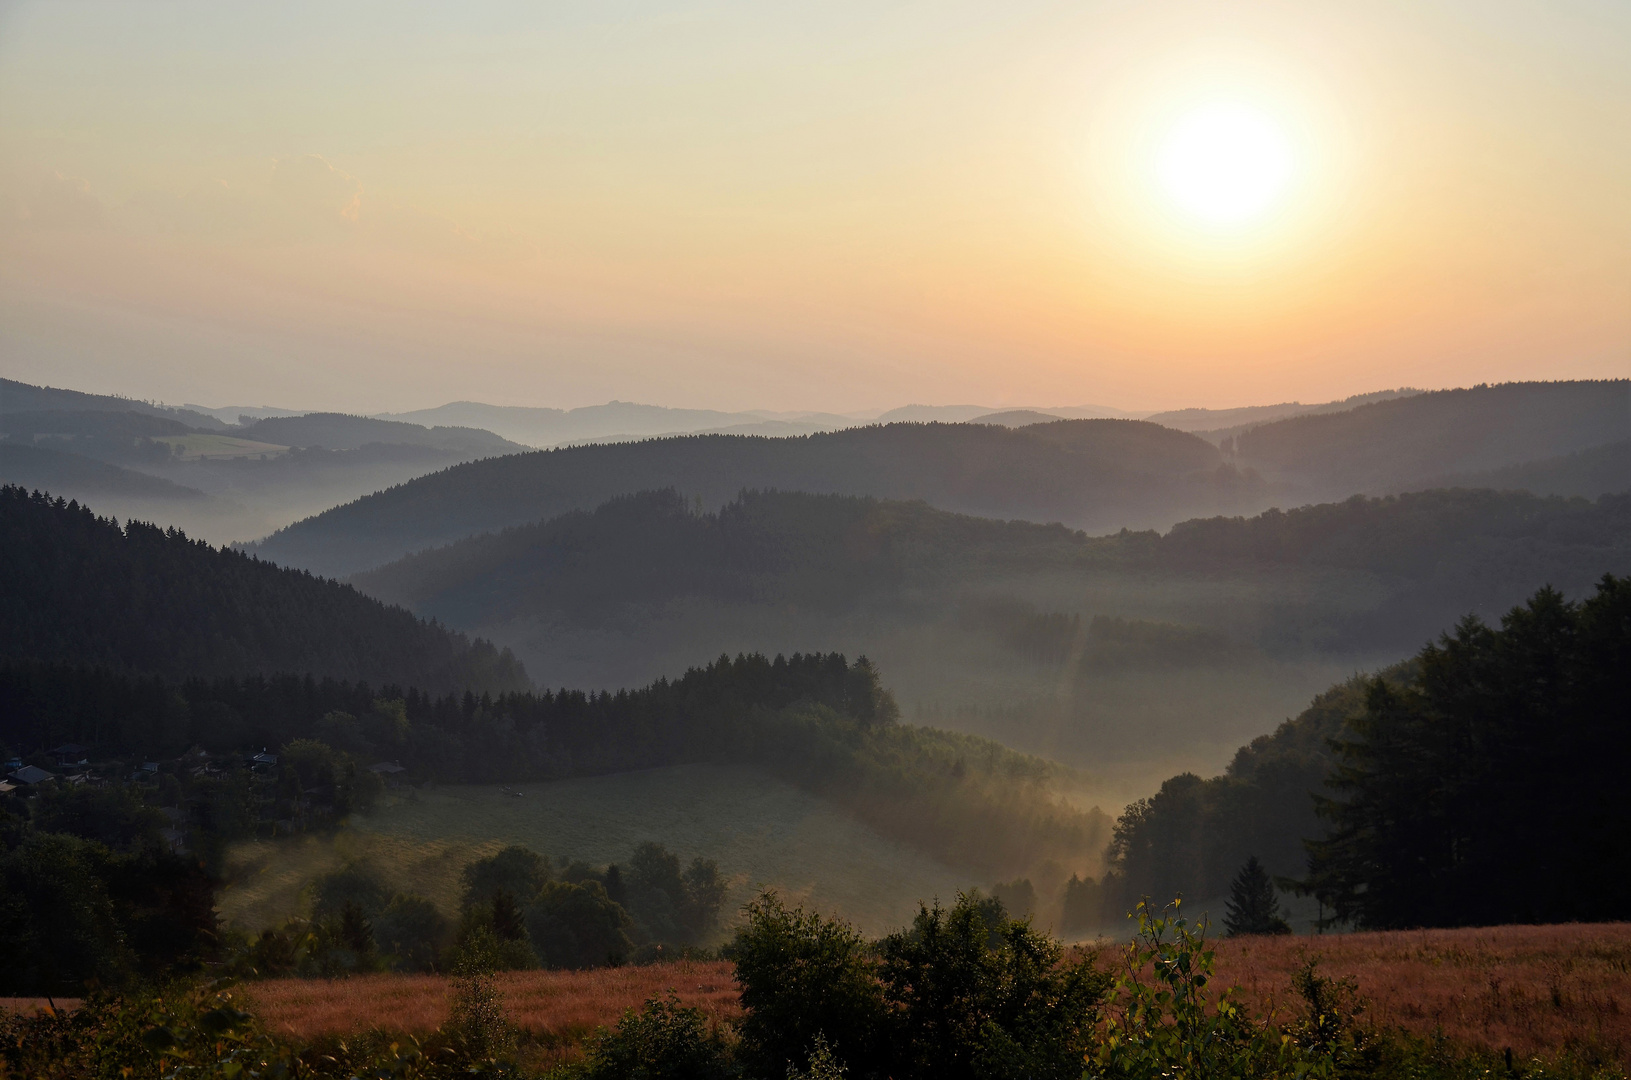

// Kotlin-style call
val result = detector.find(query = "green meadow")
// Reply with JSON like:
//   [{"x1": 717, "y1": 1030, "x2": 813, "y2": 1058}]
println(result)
[{"x1": 219, "y1": 762, "x2": 976, "y2": 939}]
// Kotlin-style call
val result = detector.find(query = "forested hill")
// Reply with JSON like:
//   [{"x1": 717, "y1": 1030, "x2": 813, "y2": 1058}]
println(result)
[
  {"x1": 1232, "y1": 380, "x2": 1629, "y2": 494},
  {"x1": 354, "y1": 486, "x2": 1631, "y2": 684},
  {"x1": 0, "y1": 485, "x2": 527, "y2": 693},
  {"x1": 247, "y1": 420, "x2": 1262, "y2": 577}
]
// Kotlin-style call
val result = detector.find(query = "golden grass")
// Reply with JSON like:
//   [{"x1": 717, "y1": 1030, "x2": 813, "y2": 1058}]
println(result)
[
  {"x1": 243, "y1": 961, "x2": 740, "y2": 1044},
  {"x1": 240, "y1": 924, "x2": 1631, "y2": 1066},
  {"x1": 1213, "y1": 923, "x2": 1631, "y2": 1064}
]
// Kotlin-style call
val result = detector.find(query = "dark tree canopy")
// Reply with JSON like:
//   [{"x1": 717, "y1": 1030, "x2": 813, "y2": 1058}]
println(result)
[
  {"x1": 1305, "y1": 575, "x2": 1631, "y2": 928},
  {"x1": 0, "y1": 485, "x2": 527, "y2": 694}
]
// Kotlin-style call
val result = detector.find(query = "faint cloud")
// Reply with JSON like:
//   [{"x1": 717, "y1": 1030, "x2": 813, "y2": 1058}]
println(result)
[
  {"x1": 28, "y1": 173, "x2": 105, "y2": 229},
  {"x1": 271, "y1": 153, "x2": 362, "y2": 225},
  {"x1": 125, "y1": 179, "x2": 254, "y2": 235}
]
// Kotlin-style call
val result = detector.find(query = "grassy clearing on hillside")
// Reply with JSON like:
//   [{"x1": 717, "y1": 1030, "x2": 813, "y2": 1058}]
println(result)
[
  {"x1": 153, "y1": 433, "x2": 289, "y2": 460},
  {"x1": 219, "y1": 763, "x2": 975, "y2": 938}
]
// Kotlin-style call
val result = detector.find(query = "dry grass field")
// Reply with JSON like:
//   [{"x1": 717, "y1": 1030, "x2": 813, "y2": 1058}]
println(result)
[
  {"x1": 1212, "y1": 923, "x2": 1631, "y2": 1064},
  {"x1": 237, "y1": 923, "x2": 1631, "y2": 1067},
  {"x1": 218, "y1": 763, "x2": 976, "y2": 938}
]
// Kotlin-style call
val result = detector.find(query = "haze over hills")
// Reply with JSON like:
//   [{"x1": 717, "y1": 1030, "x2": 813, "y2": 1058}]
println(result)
[
  {"x1": 245, "y1": 379, "x2": 1629, "y2": 581},
  {"x1": 0, "y1": 376, "x2": 229, "y2": 431},
  {"x1": 350, "y1": 485, "x2": 1631, "y2": 780},
  {"x1": 248, "y1": 419, "x2": 1263, "y2": 579},
  {"x1": 0, "y1": 384, "x2": 532, "y2": 543},
  {"x1": 1147, "y1": 388, "x2": 1422, "y2": 435}
]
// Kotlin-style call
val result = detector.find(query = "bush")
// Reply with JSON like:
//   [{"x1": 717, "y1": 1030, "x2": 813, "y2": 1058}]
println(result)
[
  {"x1": 730, "y1": 891, "x2": 887, "y2": 1080},
  {"x1": 877, "y1": 892, "x2": 1109, "y2": 1080},
  {"x1": 578, "y1": 992, "x2": 737, "y2": 1080}
]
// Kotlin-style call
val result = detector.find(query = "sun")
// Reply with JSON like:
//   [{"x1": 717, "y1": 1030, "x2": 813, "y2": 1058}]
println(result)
[{"x1": 1156, "y1": 103, "x2": 1295, "y2": 228}]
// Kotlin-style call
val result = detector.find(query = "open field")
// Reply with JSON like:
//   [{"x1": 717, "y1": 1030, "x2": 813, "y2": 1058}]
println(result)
[
  {"x1": 1213, "y1": 923, "x2": 1631, "y2": 1064},
  {"x1": 243, "y1": 961, "x2": 739, "y2": 1042},
  {"x1": 152, "y1": 433, "x2": 289, "y2": 460},
  {"x1": 219, "y1": 763, "x2": 976, "y2": 938},
  {"x1": 237, "y1": 923, "x2": 1631, "y2": 1067}
]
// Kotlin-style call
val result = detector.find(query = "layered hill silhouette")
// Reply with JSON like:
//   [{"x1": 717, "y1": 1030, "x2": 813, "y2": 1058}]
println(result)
[
  {"x1": 0, "y1": 485, "x2": 527, "y2": 693},
  {"x1": 349, "y1": 486, "x2": 1631, "y2": 767},
  {"x1": 1228, "y1": 380, "x2": 1629, "y2": 495},
  {"x1": 250, "y1": 419, "x2": 1262, "y2": 578},
  {"x1": 0, "y1": 381, "x2": 533, "y2": 544}
]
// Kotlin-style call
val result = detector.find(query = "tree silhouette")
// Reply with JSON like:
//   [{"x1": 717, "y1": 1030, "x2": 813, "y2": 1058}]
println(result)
[{"x1": 1223, "y1": 856, "x2": 1290, "y2": 936}]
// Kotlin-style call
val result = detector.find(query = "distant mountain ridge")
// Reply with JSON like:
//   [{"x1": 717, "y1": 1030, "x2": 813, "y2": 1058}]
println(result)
[
  {"x1": 1230, "y1": 381, "x2": 1629, "y2": 494},
  {"x1": 1, "y1": 377, "x2": 227, "y2": 431},
  {"x1": 1145, "y1": 388, "x2": 1422, "y2": 434},
  {"x1": 246, "y1": 419, "x2": 1262, "y2": 578}
]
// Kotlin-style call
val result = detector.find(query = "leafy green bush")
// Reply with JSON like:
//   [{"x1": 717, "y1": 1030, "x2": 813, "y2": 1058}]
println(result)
[
  {"x1": 876, "y1": 892, "x2": 1109, "y2": 1080},
  {"x1": 729, "y1": 892, "x2": 887, "y2": 1079},
  {"x1": 577, "y1": 993, "x2": 737, "y2": 1080}
]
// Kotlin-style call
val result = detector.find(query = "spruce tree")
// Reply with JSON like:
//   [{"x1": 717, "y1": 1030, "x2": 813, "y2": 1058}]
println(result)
[{"x1": 1223, "y1": 856, "x2": 1290, "y2": 936}]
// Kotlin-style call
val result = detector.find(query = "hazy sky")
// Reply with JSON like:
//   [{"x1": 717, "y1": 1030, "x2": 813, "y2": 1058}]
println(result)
[{"x1": 1, "y1": 1, "x2": 1627, "y2": 413}]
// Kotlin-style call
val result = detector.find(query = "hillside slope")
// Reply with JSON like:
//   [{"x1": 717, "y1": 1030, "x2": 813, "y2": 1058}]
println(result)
[
  {"x1": 237, "y1": 412, "x2": 525, "y2": 455},
  {"x1": 0, "y1": 485, "x2": 527, "y2": 693},
  {"x1": 250, "y1": 420, "x2": 1260, "y2": 577},
  {"x1": 351, "y1": 487, "x2": 1631, "y2": 774},
  {"x1": 1231, "y1": 380, "x2": 1629, "y2": 494}
]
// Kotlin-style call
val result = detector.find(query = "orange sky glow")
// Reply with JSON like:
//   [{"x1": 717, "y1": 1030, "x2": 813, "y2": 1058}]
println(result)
[{"x1": 1, "y1": 1, "x2": 1626, "y2": 413}]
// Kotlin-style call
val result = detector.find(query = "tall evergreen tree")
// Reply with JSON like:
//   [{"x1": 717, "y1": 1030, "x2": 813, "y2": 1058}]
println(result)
[{"x1": 1223, "y1": 856, "x2": 1290, "y2": 936}]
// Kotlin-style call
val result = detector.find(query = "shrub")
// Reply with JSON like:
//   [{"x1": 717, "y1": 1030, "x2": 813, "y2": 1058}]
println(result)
[
  {"x1": 877, "y1": 892, "x2": 1109, "y2": 1080},
  {"x1": 578, "y1": 992, "x2": 738, "y2": 1080},
  {"x1": 730, "y1": 891, "x2": 887, "y2": 1079}
]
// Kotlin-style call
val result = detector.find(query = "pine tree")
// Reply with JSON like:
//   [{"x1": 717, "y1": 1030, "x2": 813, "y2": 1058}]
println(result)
[{"x1": 1223, "y1": 856, "x2": 1290, "y2": 936}]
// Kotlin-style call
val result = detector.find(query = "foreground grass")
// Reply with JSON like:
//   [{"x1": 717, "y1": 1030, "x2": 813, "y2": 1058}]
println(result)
[
  {"x1": 229, "y1": 924, "x2": 1631, "y2": 1071},
  {"x1": 1215, "y1": 923, "x2": 1631, "y2": 1066}
]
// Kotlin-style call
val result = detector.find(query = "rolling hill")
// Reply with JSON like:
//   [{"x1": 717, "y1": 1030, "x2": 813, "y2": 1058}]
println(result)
[
  {"x1": 248, "y1": 419, "x2": 1264, "y2": 578},
  {"x1": 0, "y1": 380, "x2": 535, "y2": 544},
  {"x1": 0, "y1": 484, "x2": 527, "y2": 693},
  {"x1": 1229, "y1": 380, "x2": 1629, "y2": 494},
  {"x1": 350, "y1": 486, "x2": 1631, "y2": 777},
  {"x1": 236, "y1": 412, "x2": 525, "y2": 455}
]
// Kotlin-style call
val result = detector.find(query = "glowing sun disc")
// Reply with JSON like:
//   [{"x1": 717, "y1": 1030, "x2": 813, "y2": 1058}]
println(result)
[{"x1": 1157, "y1": 103, "x2": 1294, "y2": 226}]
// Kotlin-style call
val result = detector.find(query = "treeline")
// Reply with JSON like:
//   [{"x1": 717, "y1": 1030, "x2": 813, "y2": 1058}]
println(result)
[
  {"x1": 0, "y1": 651, "x2": 1103, "y2": 883},
  {"x1": 1088, "y1": 574, "x2": 1631, "y2": 930},
  {"x1": 247, "y1": 840, "x2": 725, "y2": 981},
  {"x1": 0, "y1": 486, "x2": 527, "y2": 694}
]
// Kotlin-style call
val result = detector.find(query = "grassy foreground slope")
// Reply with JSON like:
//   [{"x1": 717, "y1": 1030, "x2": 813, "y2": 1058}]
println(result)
[{"x1": 219, "y1": 764, "x2": 977, "y2": 938}]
